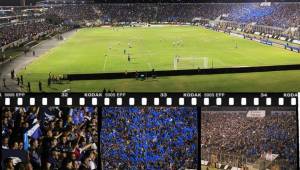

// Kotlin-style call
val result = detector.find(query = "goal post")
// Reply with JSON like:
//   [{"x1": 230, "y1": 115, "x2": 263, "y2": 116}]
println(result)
[{"x1": 173, "y1": 56, "x2": 209, "y2": 70}]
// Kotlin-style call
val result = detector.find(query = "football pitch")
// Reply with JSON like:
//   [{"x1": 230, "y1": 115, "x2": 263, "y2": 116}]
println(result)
[{"x1": 18, "y1": 26, "x2": 300, "y2": 92}]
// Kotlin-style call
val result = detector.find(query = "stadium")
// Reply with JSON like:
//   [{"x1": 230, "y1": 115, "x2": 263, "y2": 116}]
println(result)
[{"x1": 0, "y1": 1, "x2": 299, "y2": 92}]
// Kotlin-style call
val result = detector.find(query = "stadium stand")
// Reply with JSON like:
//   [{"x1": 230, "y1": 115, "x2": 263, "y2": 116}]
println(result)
[
  {"x1": 201, "y1": 107, "x2": 298, "y2": 169},
  {"x1": 0, "y1": 21, "x2": 58, "y2": 47},
  {"x1": 1, "y1": 107, "x2": 98, "y2": 170},
  {"x1": 101, "y1": 107, "x2": 198, "y2": 169},
  {"x1": 0, "y1": 3, "x2": 299, "y2": 52}
]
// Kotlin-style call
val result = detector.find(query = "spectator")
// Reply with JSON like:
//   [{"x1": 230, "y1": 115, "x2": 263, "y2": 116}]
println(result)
[
  {"x1": 1, "y1": 107, "x2": 98, "y2": 170},
  {"x1": 201, "y1": 109, "x2": 297, "y2": 168},
  {"x1": 101, "y1": 107, "x2": 198, "y2": 169}
]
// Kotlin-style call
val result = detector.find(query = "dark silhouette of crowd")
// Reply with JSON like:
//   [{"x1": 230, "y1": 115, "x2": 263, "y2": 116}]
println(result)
[
  {"x1": 101, "y1": 107, "x2": 198, "y2": 169},
  {"x1": 1, "y1": 107, "x2": 98, "y2": 170},
  {"x1": 201, "y1": 110, "x2": 298, "y2": 169}
]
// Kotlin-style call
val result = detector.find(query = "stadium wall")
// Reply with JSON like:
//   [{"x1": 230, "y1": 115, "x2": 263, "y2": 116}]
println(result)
[{"x1": 66, "y1": 64, "x2": 300, "y2": 81}]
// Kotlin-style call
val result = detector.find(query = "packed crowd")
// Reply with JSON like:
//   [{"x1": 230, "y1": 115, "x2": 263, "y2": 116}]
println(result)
[
  {"x1": 225, "y1": 3, "x2": 300, "y2": 28},
  {"x1": 0, "y1": 21, "x2": 58, "y2": 47},
  {"x1": 88, "y1": 3, "x2": 300, "y2": 27},
  {"x1": 1, "y1": 3, "x2": 299, "y2": 47},
  {"x1": 101, "y1": 107, "x2": 198, "y2": 169},
  {"x1": 1, "y1": 3, "x2": 299, "y2": 46},
  {"x1": 201, "y1": 110, "x2": 298, "y2": 168},
  {"x1": 46, "y1": 5, "x2": 100, "y2": 22},
  {"x1": 2, "y1": 107, "x2": 98, "y2": 170}
]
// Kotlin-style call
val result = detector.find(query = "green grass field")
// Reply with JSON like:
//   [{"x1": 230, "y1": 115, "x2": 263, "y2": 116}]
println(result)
[{"x1": 18, "y1": 26, "x2": 300, "y2": 92}]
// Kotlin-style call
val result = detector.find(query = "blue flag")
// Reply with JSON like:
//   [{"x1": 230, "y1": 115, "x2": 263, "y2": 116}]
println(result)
[
  {"x1": 27, "y1": 123, "x2": 43, "y2": 139},
  {"x1": 23, "y1": 132, "x2": 29, "y2": 151}
]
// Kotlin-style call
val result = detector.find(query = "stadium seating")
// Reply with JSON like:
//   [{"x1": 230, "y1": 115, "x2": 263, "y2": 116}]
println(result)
[
  {"x1": 101, "y1": 107, "x2": 198, "y2": 169},
  {"x1": 1, "y1": 3, "x2": 299, "y2": 49},
  {"x1": 201, "y1": 109, "x2": 298, "y2": 169}
]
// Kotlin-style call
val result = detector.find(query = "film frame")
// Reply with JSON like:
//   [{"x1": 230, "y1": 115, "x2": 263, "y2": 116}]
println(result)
[{"x1": 1, "y1": 92, "x2": 299, "y2": 170}]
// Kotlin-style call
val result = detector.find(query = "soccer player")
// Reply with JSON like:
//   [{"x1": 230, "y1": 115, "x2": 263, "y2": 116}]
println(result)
[
  {"x1": 3, "y1": 78, "x2": 6, "y2": 88},
  {"x1": 124, "y1": 49, "x2": 126, "y2": 54},
  {"x1": 11, "y1": 70, "x2": 14, "y2": 79},
  {"x1": 20, "y1": 75, "x2": 23, "y2": 85},
  {"x1": 152, "y1": 68, "x2": 156, "y2": 78},
  {"x1": 28, "y1": 82, "x2": 31, "y2": 92},
  {"x1": 48, "y1": 77, "x2": 51, "y2": 87},
  {"x1": 39, "y1": 81, "x2": 42, "y2": 91},
  {"x1": 128, "y1": 54, "x2": 131, "y2": 62}
]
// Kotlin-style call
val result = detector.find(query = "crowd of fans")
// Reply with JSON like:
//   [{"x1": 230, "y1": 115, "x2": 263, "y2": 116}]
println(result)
[
  {"x1": 0, "y1": 21, "x2": 58, "y2": 47},
  {"x1": 46, "y1": 5, "x2": 100, "y2": 22},
  {"x1": 92, "y1": 3, "x2": 300, "y2": 27},
  {"x1": 201, "y1": 110, "x2": 298, "y2": 168},
  {"x1": 1, "y1": 2, "x2": 299, "y2": 48},
  {"x1": 2, "y1": 107, "x2": 98, "y2": 170},
  {"x1": 101, "y1": 107, "x2": 198, "y2": 169},
  {"x1": 225, "y1": 3, "x2": 300, "y2": 28}
]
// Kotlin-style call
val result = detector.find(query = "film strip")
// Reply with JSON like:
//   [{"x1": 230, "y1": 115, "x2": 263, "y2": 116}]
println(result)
[
  {"x1": 1, "y1": 93, "x2": 299, "y2": 170},
  {"x1": 0, "y1": 92, "x2": 298, "y2": 107}
]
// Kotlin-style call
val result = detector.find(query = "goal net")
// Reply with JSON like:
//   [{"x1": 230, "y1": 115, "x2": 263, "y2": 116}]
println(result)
[{"x1": 173, "y1": 56, "x2": 209, "y2": 70}]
